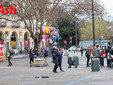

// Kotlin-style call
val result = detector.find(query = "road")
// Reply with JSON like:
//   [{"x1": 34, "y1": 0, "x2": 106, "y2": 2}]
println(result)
[{"x1": 0, "y1": 52, "x2": 113, "y2": 85}]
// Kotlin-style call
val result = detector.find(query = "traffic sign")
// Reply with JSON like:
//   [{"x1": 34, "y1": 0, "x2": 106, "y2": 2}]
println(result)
[
  {"x1": 100, "y1": 35, "x2": 104, "y2": 39},
  {"x1": 70, "y1": 41, "x2": 72, "y2": 44},
  {"x1": 70, "y1": 37, "x2": 72, "y2": 40},
  {"x1": 101, "y1": 39, "x2": 104, "y2": 43}
]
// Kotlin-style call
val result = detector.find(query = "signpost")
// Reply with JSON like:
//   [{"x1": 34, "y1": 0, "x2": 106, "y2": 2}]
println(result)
[
  {"x1": 100, "y1": 35, "x2": 104, "y2": 45},
  {"x1": 70, "y1": 37, "x2": 72, "y2": 47}
]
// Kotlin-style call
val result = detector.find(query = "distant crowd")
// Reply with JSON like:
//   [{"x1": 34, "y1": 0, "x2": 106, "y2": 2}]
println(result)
[{"x1": 83, "y1": 45, "x2": 113, "y2": 67}]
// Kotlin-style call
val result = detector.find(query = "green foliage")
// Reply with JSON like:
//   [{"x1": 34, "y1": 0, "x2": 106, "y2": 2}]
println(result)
[
  {"x1": 57, "y1": 18, "x2": 80, "y2": 47},
  {"x1": 80, "y1": 18, "x2": 109, "y2": 41}
]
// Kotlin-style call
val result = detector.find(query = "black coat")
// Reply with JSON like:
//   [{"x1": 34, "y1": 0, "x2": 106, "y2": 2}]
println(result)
[
  {"x1": 53, "y1": 50, "x2": 61, "y2": 64},
  {"x1": 29, "y1": 51, "x2": 34, "y2": 58}
]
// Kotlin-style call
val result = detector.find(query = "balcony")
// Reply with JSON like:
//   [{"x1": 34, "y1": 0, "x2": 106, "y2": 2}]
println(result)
[
  {"x1": 0, "y1": 21, "x2": 6, "y2": 27},
  {"x1": 12, "y1": 22, "x2": 20, "y2": 28}
]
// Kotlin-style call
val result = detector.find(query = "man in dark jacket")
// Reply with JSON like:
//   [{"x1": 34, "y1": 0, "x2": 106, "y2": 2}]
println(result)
[{"x1": 95, "y1": 45, "x2": 101, "y2": 58}]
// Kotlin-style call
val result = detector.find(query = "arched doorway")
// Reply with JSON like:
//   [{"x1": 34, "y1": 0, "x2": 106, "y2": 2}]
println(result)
[
  {"x1": 0, "y1": 31, "x2": 4, "y2": 44},
  {"x1": 24, "y1": 32, "x2": 30, "y2": 53},
  {"x1": 11, "y1": 32, "x2": 18, "y2": 49}
]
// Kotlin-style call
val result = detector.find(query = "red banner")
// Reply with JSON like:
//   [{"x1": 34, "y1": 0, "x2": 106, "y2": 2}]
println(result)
[
  {"x1": 24, "y1": 40, "x2": 30, "y2": 47},
  {"x1": 0, "y1": 44, "x2": 5, "y2": 58},
  {"x1": 0, "y1": 40, "x2": 4, "y2": 44}
]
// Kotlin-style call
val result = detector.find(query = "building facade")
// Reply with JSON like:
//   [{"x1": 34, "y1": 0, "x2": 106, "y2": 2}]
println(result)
[{"x1": 0, "y1": 20, "x2": 47, "y2": 51}]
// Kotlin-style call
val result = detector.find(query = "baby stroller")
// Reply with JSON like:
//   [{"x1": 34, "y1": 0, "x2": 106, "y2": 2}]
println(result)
[{"x1": 68, "y1": 56, "x2": 79, "y2": 68}]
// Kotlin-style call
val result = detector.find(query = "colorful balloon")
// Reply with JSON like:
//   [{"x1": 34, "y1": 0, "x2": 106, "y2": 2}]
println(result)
[
  {"x1": 57, "y1": 34, "x2": 60, "y2": 39},
  {"x1": 45, "y1": 26, "x2": 49, "y2": 34},
  {"x1": 42, "y1": 34, "x2": 46, "y2": 39},
  {"x1": 42, "y1": 26, "x2": 46, "y2": 33}
]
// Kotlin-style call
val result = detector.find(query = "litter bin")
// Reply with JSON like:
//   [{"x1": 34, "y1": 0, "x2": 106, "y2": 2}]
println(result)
[
  {"x1": 73, "y1": 56, "x2": 79, "y2": 65},
  {"x1": 92, "y1": 58, "x2": 100, "y2": 72}
]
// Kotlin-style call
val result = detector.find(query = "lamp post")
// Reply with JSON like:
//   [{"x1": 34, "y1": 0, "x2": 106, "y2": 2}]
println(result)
[
  {"x1": 92, "y1": 0, "x2": 95, "y2": 46},
  {"x1": 75, "y1": 20, "x2": 77, "y2": 47},
  {"x1": 74, "y1": 15, "x2": 78, "y2": 47}
]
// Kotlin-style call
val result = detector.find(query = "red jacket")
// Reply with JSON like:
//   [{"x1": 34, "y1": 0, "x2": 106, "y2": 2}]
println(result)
[{"x1": 101, "y1": 50, "x2": 105, "y2": 56}]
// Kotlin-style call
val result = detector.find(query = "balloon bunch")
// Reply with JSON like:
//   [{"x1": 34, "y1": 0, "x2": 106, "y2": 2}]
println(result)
[{"x1": 42, "y1": 26, "x2": 60, "y2": 41}]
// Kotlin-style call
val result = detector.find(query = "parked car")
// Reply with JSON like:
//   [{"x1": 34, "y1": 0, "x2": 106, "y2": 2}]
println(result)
[
  {"x1": 68, "y1": 46, "x2": 80, "y2": 51},
  {"x1": 68, "y1": 46, "x2": 76, "y2": 51},
  {"x1": 11, "y1": 49, "x2": 19, "y2": 55}
]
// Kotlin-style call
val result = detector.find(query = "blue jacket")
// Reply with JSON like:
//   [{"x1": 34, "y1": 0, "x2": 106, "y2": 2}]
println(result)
[
  {"x1": 44, "y1": 50, "x2": 48, "y2": 57},
  {"x1": 59, "y1": 49, "x2": 63, "y2": 59}
]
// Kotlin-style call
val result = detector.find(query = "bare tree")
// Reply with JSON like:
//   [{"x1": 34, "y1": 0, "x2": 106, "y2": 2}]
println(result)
[{"x1": 0, "y1": 0, "x2": 105, "y2": 52}]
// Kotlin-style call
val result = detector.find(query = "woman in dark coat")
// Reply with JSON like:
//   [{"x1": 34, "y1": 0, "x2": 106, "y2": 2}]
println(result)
[
  {"x1": 29, "y1": 48, "x2": 34, "y2": 66},
  {"x1": 53, "y1": 48, "x2": 61, "y2": 73}
]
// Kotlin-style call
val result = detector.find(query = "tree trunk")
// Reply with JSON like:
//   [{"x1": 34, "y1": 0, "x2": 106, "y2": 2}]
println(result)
[{"x1": 34, "y1": 38, "x2": 42, "y2": 56}]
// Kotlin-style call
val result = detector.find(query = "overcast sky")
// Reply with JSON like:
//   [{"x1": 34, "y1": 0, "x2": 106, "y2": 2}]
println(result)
[{"x1": 100, "y1": 0, "x2": 113, "y2": 17}]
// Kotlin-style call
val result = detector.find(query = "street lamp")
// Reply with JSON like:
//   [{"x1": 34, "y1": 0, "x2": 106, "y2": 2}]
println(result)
[
  {"x1": 92, "y1": 0, "x2": 95, "y2": 46},
  {"x1": 74, "y1": 19, "x2": 78, "y2": 48}
]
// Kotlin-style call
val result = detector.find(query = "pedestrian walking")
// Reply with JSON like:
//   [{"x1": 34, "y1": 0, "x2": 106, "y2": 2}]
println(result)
[
  {"x1": 100, "y1": 47, "x2": 105, "y2": 66},
  {"x1": 80, "y1": 47, "x2": 83, "y2": 56},
  {"x1": 53, "y1": 48, "x2": 61, "y2": 73},
  {"x1": 58, "y1": 46, "x2": 64, "y2": 72},
  {"x1": 86, "y1": 47, "x2": 91, "y2": 67},
  {"x1": 7, "y1": 49, "x2": 12, "y2": 66},
  {"x1": 29, "y1": 48, "x2": 34, "y2": 66}
]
